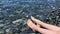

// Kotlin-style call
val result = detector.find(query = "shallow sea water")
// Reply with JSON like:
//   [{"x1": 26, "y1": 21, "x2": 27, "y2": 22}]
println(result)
[{"x1": 0, "y1": 0, "x2": 60, "y2": 34}]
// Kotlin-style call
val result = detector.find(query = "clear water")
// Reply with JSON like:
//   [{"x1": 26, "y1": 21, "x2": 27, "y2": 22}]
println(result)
[{"x1": 0, "y1": 0, "x2": 60, "y2": 34}]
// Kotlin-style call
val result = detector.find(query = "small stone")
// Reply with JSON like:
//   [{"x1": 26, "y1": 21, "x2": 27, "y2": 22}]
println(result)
[
  {"x1": 0, "y1": 24, "x2": 4, "y2": 27},
  {"x1": 0, "y1": 30, "x2": 4, "y2": 34},
  {"x1": 12, "y1": 19, "x2": 23, "y2": 24},
  {"x1": 0, "y1": 20, "x2": 3, "y2": 23},
  {"x1": 6, "y1": 29, "x2": 10, "y2": 32}
]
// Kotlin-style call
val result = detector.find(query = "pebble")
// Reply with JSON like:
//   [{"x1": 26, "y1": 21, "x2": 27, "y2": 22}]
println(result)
[{"x1": 0, "y1": 30, "x2": 4, "y2": 34}]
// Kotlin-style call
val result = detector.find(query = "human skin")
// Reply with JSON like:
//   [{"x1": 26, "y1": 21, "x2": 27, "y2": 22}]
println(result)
[{"x1": 26, "y1": 16, "x2": 60, "y2": 34}]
